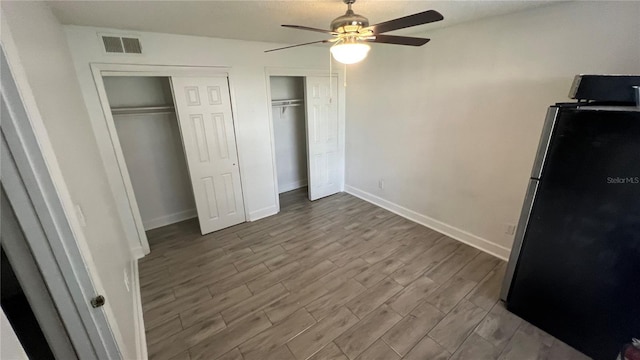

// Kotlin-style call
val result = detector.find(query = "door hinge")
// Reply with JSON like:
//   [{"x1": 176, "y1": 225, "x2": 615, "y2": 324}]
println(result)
[{"x1": 91, "y1": 295, "x2": 106, "y2": 308}]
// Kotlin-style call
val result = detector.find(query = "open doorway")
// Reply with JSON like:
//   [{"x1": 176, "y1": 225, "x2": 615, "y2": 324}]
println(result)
[
  {"x1": 270, "y1": 76, "x2": 308, "y2": 197},
  {"x1": 100, "y1": 73, "x2": 247, "y2": 240},
  {"x1": 103, "y1": 76, "x2": 197, "y2": 232},
  {"x1": 268, "y1": 73, "x2": 342, "y2": 204}
]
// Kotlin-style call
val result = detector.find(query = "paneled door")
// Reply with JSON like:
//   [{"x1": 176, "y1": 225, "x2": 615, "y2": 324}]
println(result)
[
  {"x1": 305, "y1": 76, "x2": 340, "y2": 200},
  {"x1": 171, "y1": 76, "x2": 245, "y2": 235}
]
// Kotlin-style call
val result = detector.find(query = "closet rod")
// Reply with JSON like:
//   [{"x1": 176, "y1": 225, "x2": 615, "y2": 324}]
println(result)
[
  {"x1": 271, "y1": 99, "x2": 304, "y2": 107},
  {"x1": 271, "y1": 103, "x2": 303, "y2": 108},
  {"x1": 111, "y1": 105, "x2": 175, "y2": 116}
]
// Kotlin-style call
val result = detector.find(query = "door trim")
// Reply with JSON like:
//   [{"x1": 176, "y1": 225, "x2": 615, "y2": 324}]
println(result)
[
  {"x1": 89, "y1": 63, "x2": 250, "y2": 258},
  {"x1": 1, "y1": 46, "x2": 119, "y2": 359},
  {"x1": 264, "y1": 67, "x2": 346, "y2": 210}
]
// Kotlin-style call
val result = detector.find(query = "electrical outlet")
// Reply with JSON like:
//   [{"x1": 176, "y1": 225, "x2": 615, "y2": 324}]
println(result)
[
  {"x1": 123, "y1": 268, "x2": 130, "y2": 292},
  {"x1": 505, "y1": 224, "x2": 517, "y2": 236},
  {"x1": 378, "y1": 179, "x2": 385, "y2": 190}
]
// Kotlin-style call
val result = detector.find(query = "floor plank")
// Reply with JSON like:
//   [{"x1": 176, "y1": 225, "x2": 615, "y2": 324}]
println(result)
[
  {"x1": 428, "y1": 299, "x2": 488, "y2": 353},
  {"x1": 334, "y1": 304, "x2": 402, "y2": 359},
  {"x1": 386, "y1": 276, "x2": 439, "y2": 316},
  {"x1": 179, "y1": 285, "x2": 252, "y2": 328},
  {"x1": 345, "y1": 277, "x2": 403, "y2": 319},
  {"x1": 307, "y1": 342, "x2": 348, "y2": 360},
  {"x1": 354, "y1": 339, "x2": 399, "y2": 360},
  {"x1": 286, "y1": 307, "x2": 359, "y2": 360},
  {"x1": 188, "y1": 312, "x2": 272, "y2": 360},
  {"x1": 474, "y1": 302, "x2": 522, "y2": 352},
  {"x1": 382, "y1": 301, "x2": 445, "y2": 356},
  {"x1": 402, "y1": 336, "x2": 450, "y2": 360},
  {"x1": 239, "y1": 309, "x2": 316, "y2": 360}
]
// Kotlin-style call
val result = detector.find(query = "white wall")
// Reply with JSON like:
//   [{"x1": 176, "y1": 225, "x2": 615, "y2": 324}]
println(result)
[
  {"x1": 62, "y1": 25, "x2": 344, "y2": 234},
  {"x1": 0, "y1": 2, "x2": 139, "y2": 358},
  {"x1": 104, "y1": 77, "x2": 196, "y2": 230},
  {"x1": 270, "y1": 76, "x2": 305, "y2": 100},
  {"x1": 271, "y1": 77, "x2": 308, "y2": 193},
  {"x1": 103, "y1": 76, "x2": 173, "y2": 107},
  {"x1": 345, "y1": 1, "x2": 640, "y2": 259}
]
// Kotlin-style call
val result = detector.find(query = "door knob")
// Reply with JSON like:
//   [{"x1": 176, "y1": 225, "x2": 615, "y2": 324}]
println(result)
[{"x1": 91, "y1": 295, "x2": 106, "y2": 308}]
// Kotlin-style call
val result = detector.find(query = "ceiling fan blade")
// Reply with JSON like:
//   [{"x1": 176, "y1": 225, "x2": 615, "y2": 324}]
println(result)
[
  {"x1": 366, "y1": 34, "x2": 430, "y2": 46},
  {"x1": 282, "y1": 25, "x2": 338, "y2": 35},
  {"x1": 265, "y1": 40, "x2": 330, "y2": 53},
  {"x1": 364, "y1": 10, "x2": 443, "y2": 34}
]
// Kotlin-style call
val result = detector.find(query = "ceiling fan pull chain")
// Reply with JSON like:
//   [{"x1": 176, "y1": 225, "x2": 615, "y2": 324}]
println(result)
[
  {"x1": 344, "y1": 63, "x2": 347, "y2": 88},
  {"x1": 329, "y1": 49, "x2": 333, "y2": 103}
]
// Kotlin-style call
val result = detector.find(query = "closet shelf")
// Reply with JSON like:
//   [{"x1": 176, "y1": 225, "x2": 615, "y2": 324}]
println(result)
[
  {"x1": 271, "y1": 99, "x2": 304, "y2": 108},
  {"x1": 111, "y1": 105, "x2": 175, "y2": 116}
]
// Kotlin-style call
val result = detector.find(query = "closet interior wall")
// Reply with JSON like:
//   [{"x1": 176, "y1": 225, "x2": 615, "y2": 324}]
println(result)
[
  {"x1": 103, "y1": 76, "x2": 196, "y2": 230},
  {"x1": 270, "y1": 76, "x2": 308, "y2": 194}
]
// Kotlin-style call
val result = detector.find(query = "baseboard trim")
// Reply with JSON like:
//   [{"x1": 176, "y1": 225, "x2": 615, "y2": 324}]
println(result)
[
  {"x1": 248, "y1": 205, "x2": 278, "y2": 222},
  {"x1": 131, "y1": 260, "x2": 147, "y2": 360},
  {"x1": 131, "y1": 246, "x2": 145, "y2": 260},
  {"x1": 344, "y1": 185, "x2": 510, "y2": 261},
  {"x1": 142, "y1": 209, "x2": 196, "y2": 230},
  {"x1": 278, "y1": 179, "x2": 308, "y2": 194}
]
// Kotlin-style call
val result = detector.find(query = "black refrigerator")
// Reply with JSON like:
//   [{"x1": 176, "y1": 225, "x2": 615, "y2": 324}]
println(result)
[{"x1": 501, "y1": 104, "x2": 640, "y2": 360}]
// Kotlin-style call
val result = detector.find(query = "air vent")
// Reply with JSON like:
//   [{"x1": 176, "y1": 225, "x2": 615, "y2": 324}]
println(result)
[
  {"x1": 100, "y1": 34, "x2": 142, "y2": 54},
  {"x1": 122, "y1": 38, "x2": 142, "y2": 54},
  {"x1": 102, "y1": 36, "x2": 124, "y2": 53}
]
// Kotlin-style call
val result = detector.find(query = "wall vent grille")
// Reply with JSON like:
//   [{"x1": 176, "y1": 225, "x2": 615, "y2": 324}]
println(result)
[
  {"x1": 122, "y1": 38, "x2": 142, "y2": 54},
  {"x1": 102, "y1": 36, "x2": 124, "y2": 53},
  {"x1": 100, "y1": 35, "x2": 142, "y2": 54}
]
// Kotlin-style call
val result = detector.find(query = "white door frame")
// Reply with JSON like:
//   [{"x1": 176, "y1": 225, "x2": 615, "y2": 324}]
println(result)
[
  {"x1": 90, "y1": 63, "x2": 249, "y2": 257},
  {"x1": 264, "y1": 67, "x2": 346, "y2": 211},
  {"x1": 1, "y1": 46, "x2": 120, "y2": 359}
]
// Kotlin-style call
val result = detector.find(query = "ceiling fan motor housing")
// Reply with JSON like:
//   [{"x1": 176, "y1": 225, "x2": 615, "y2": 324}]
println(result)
[{"x1": 331, "y1": 9, "x2": 369, "y2": 34}]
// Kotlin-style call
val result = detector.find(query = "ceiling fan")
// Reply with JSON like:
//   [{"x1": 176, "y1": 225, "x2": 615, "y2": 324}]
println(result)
[{"x1": 265, "y1": 0, "x2": 444, "y2": 64}]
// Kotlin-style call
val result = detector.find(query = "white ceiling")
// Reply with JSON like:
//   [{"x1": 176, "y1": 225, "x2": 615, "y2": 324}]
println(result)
[{"x1": 48, "y1": 0, "x2": 556, "y2": 45}]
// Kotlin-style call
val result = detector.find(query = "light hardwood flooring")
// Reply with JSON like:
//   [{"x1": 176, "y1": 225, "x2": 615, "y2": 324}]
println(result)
[{"x1": 139, "y1": 189, "x2": 590, "y2": 360}]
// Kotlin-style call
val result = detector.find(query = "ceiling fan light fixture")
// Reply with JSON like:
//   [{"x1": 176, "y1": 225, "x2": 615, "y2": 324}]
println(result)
[{"x1": 330, "y1": 42, "x2": 370, "y2": 64}]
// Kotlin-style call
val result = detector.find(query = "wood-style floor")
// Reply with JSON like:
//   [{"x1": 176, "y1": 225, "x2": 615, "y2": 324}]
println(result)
[{"x1": 139, "y1": 189, "x2": 589, "y2": 360}]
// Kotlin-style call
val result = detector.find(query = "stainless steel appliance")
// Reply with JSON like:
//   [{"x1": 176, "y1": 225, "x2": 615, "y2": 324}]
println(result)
[{"x1": 501, "y1": 102, "x2": 640, "y2": 359}]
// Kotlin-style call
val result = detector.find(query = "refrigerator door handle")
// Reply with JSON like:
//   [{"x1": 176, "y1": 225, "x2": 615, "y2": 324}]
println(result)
[
  {"x1": 500, "y1": 178, "x2": 540, "y2": 301},
  {"x1": 531, "y1": 107, "x2": 559, "y2": 180}
]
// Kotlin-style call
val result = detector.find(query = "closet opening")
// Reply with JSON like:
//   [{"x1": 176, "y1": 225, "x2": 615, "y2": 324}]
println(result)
[
  {"x1": 269, "y1": 76, "x2": 309, "y2": 200},
  {"x1": 103, "y1": 76, "x2": 198, "y2": 232}
]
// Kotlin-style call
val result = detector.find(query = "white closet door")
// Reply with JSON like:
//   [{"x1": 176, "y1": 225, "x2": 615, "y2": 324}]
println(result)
[
  {"x1": 171, "y1": 76, "x2": 245, "y2": 235},
  {"x1": 305, "y1": 76, "x2": 340, "y2": 200}
]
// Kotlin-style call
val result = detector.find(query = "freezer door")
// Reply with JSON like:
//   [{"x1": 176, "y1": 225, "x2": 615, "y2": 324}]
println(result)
[
  {"x1": 505, "y1": 108, "x2": 640, "y2": 360},
  {"x1": 501, "y1": 106, "x2": 558, "y2": 300},
  {"x1": 500, "y1": 178, "x2": 538, "y2": 301}
]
